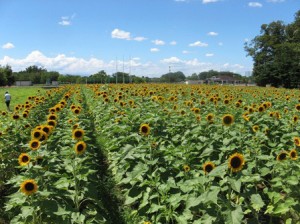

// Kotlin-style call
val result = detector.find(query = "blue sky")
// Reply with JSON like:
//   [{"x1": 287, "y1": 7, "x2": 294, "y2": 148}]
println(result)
[{"x1": 0, "y1": 0, "x2": 298, "y2": 77}]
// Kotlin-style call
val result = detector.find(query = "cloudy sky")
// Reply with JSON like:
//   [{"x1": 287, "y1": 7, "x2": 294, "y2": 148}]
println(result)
[{"x1": 0, "y1": 0, "x2": 298, "y2": 77}]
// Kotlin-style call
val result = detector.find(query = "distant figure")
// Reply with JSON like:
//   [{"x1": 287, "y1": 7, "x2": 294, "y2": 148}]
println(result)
[{"x1": 4, "y1": 91, "x2": 11, "y2": 111}]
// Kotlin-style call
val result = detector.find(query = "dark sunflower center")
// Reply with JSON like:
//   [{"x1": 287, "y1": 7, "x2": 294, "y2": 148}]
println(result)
[
  {"x1": 75, "y1": 109, "x2": 80, "y2": 113},
  {"x1": 22, "y1": 156, "x2": 29, "y2": 162},
  {"x1": 34, "y1": 132, "x2": 41, "y2": 138},
  {"x1": 223, "y1": 116, "x2": 232, "y2": 124},
  {"x1": 25, "y1": 183, "x2": 34, "y2": 191},
  {"x1": 291, "y1": 152, "x2": 296, "y2": 158},
  {"x1": 31, "y1": 142, "x2": 38, "y2": 148},
  {"x1": 77, "y1": 144, "x2": 84, "y2": 152},
  {"x1": 43, "y1": 128, "x2": 50, "y2": 133},
  {"x1": 294, "y1": 117, "x2": 298, "y2": 122},
  {"x1": 279, "y1": 153, "x2": 287, "y2": 160},
  {"x1": 231, "y1": 157, "x2": 242, "y2": 168},
  {"x1": 208, "y1": 115, "x2": 213, "y2": 120},
  {"x1": 75, "y1": 131, "x2": 83, "y2": 138},
  {"x1": 141, "y1": 126, "x2": 148, "y2": 133},
  {"x1": 205, "y1": 165, "x2": 213, "y2": 173}
]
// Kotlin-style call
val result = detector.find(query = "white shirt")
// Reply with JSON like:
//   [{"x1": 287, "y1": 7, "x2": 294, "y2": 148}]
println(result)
[{"x1": 5, "y1": 93, "x2": 11, "y2": 101}]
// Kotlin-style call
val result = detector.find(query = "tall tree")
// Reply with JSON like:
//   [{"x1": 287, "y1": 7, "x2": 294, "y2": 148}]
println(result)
[{"x1": 245, "y1": 10, "x2": 300, "y2": 88}]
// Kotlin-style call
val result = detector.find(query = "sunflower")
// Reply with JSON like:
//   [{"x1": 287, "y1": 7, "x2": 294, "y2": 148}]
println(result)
[
  {"x1": 47, "y1": 120, "x2": 57, "y2": 127},
  {"x1": 258, "y1": 106, "x2": 265, "y2": 112},
  {"x1": 31, "y1": 129, "x2": 44, "y2": 140},
  {"x1": 289, "y1": 149, "x2": 298, "y2": 160},
  {"x1": 73, "y1": 108, "x2": 81, "y2": 114},
  {"x1": 252, "y1": 125, "x2": 259, "y2": 132},
  {"x1": 193, "y1": 108, "x2": 201, "y2": 114},
  {"x1": 139, "y1": 124, "x2": 150, "y2": 136},
  {"x1": 228, "y1": 153, "x2": 245, "y2": 172},
  {"x1": 74, "y1": 141, "x2": 87, "y2": 155},
  {"x1": 18, "y1": 153, "x2": 30, "y2": 166},
  {"x1": 276, "y1": 151, "x2": 288, "y2": 161},
  {"x1": 293, "y1": 115, "x2": 299, "y2": 123},
  {"x1": 41, "y1": 125, "x2": 52, "y2": 135},
  {"x1": 224, "y1": 99, "x2": 230, "y2": 104},
  {"x1": 235, "y1": 102, "x2": 241, "y2": 107},
  {"x1": 203, "y1": 161, "x2": 215, "y2": 174},
  {"x1": 206, "y1": 113, "x2": 214, "y2": 122},
  {"x1": 72, "y1": 128, "x2": 85, "y2": 140},
  {"x1": 294, "y1": 137, "x2": 300, "y2": 147},
  {"x1": 183, "y1": 165, "x2": 190, "y2": 172},
  {"x1": 47, "y1": 114, "x2": 57, "y2": 121},
  {"x1": 12, "y1": 114, "x2": 20, "y2": 120},
  {"x1": 295, "y1": 104, "x2": 300, "y2": 111},
  {"x1": 222, "y1": 114, "x2": 234, "y2": 126},
  {"x1": 29, "y1": 139, "x2": 41, "y2": 150},
  {"x1": 20, "y1": 179, "x2": 38, "y2": 196}
]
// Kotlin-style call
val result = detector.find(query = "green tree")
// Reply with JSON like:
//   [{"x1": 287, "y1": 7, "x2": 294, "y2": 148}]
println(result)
[{"x1": 245, "y1": 10, "x2": 300, "y2": 88}]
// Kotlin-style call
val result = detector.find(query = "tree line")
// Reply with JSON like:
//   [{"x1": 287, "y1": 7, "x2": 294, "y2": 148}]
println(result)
[{"x1": 0, "y1": 64, "x2": 250, "y2": 86}]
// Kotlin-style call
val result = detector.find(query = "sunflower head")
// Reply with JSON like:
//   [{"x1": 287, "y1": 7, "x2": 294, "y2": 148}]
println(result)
[
  {"x1": 295, "y1": 104, "x2": 300, "y2": 111},
  {"x1": 293, "y1": 115, "x2": 299, "y2": 123},
  {"x1": 252, "y1": 125, "x2": 259, "y2": 132},
  {"x1": 139, "y1": 124, "x2": 150, "y2": 136},
  {"x1": 47, "y1": 114, "x2": 58, "y2": 121},
  {"x1": 294, "y1": 137, "x2": 300, "y2": 147},
  {"x1": 74, "y1": 141, "x2": 87, "y2": 155},
  {"x1": 12, "y1": 114, "x2": 20, "y2": 120},
  {"x1": 206, "y1": 113, "x2": 214, "y2": 122},
  {"x1": 228, "y1": 153, "x2": 245, "y2": 172},
  {"x1": 183, "y1": 165, "x2": 190, "y2": 172},
  {"x1": 18, "y1": 153, "x2": 30, "y2": 166},
  {"x1": 289, "y1": 149, "x2": 298, "y2": 160},
  {"x1": 72, "y1": 128, "x2": 85, "y2": 140},
  {"x1": 203, "y1": 161, "x2": 215, "y2": 174},
  {"x1": 222, "y1": 114, "x2": 234, "y2": 126},
  {"x1": 276, "y1": 151, "x2": 288, "y2": 161},
  {"x1": 29, "y1": 139, "x2": 41, "y2": 150},
  {"x1": 20, "y1": 179, "x2": 38, "y2": 196},
  {"x1": 47, "y1": 119, "x2": 57, "y2": 127}
]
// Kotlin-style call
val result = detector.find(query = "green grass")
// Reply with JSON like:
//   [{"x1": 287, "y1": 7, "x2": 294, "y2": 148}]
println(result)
[{"x1": 0, "y1": 87, "x2": 46, "y2": 111}]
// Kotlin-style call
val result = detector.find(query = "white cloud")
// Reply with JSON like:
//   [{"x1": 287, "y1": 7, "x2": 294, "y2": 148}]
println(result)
[
  {"x1": 170, "y1": 41, "x2": 177, "y2": 45},
  {"x1": 207, "y1": 31, "x2": 218, "y2": 36},
  {"x1": 111, "y1": 29, "x2": 146, "y2": 41},
  {"x1": 150, "y1": 48, "x2": 160, "y2": 52},
  {"x1": 133, "y1": 36, "x2": 147, "y2": 41},
  {"x1": 218, "y1": 42, "x2": 223, "y2": 46},
  {"x1": 152, "y1": 39, "x2": 165, "y2": 45},
  {"x1": 189, "y1": 41, "x2": 208, "y2": 47},
  {"x1": 161, "y1": 57, "x2": 182, "y2": 64},
  {"x1": 202, "y1": 0, "x2": 219, "y2": 3},
  {"x1": 2, "y1": 42, "x2": 15, "y2": 49},
  {"x1": 182, "y1": 50, "x2": 191, "y2": 54},
  {"x1": 205, "y1": 53, "x2": 214, "y2": 57},
  {"x1": 248, "y1": 2, "x2": 263, "y2": 7},
  {"x1": 58, "y1": 14, "x2": 75, "y2": 26},
  {"x1": 111, "y1": 28, "x2": 131, "y2": 40}
]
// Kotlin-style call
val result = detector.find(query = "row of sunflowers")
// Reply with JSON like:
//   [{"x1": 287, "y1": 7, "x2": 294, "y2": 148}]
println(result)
[{"x1": 0, "y1": 84, "x2": 300, "y2": 223}]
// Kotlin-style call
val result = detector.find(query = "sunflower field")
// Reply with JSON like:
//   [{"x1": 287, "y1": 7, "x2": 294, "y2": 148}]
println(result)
[{"x1": 0, "y1": 84, "x2": 300, "y2": 224}]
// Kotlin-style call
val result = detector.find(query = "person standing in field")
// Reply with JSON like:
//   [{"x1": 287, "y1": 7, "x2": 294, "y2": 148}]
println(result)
[{"x1": 4, "y1": 91, "x2": 11, "y2": 111}]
